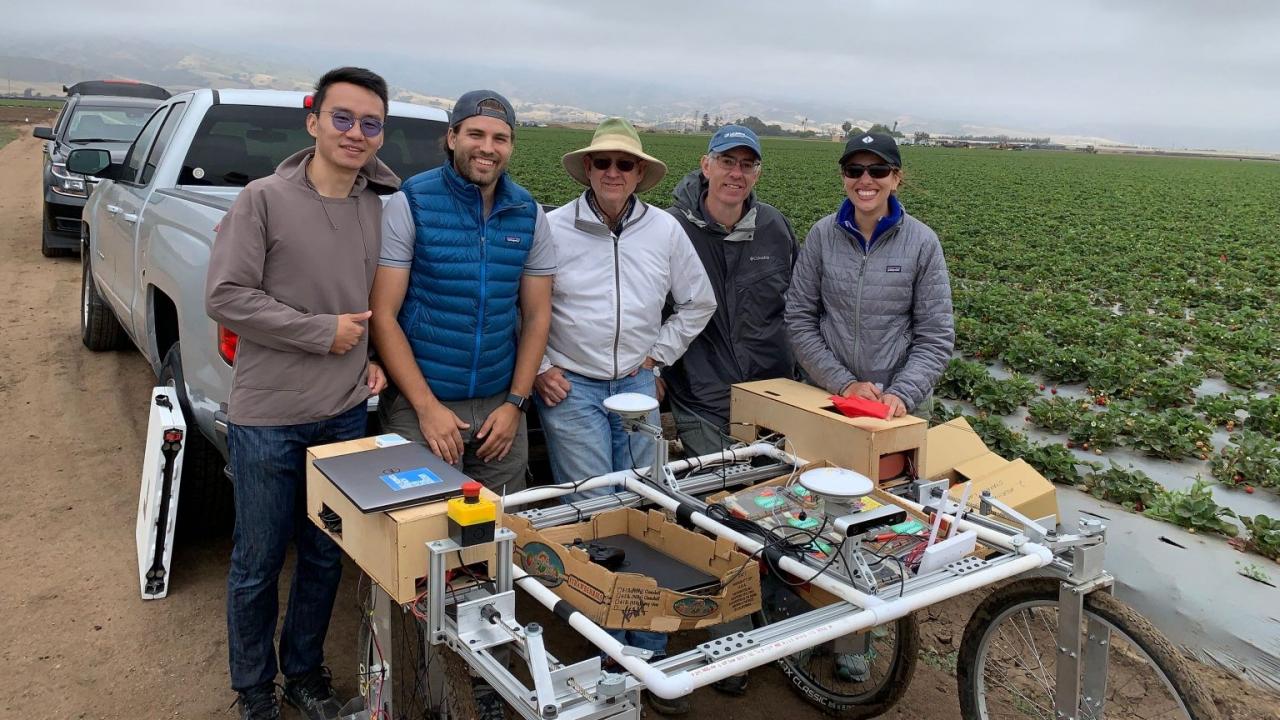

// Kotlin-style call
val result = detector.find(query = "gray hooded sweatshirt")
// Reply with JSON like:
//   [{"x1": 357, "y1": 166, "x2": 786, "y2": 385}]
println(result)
[{"x1": 206, "y1": 148, "x2": 400, "y2": 426}]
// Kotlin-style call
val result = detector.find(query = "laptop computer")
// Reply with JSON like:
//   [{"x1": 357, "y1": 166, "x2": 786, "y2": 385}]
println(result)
[{"x1": 313, "y1": 442, "x2": 472, "y2": 513}]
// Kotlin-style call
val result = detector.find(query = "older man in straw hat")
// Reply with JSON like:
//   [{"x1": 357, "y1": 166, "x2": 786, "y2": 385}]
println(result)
[{"x1": 535, "y1": 118, "x2": 715, "y2": 714}]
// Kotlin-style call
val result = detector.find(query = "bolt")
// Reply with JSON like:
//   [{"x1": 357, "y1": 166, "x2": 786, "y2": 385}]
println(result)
[
  {"x1": 542, "y1": 704, "x2": 558, "y2": 718},
  {"x1": 526, "y1": 622, "x2": 543, "y2": 636}
]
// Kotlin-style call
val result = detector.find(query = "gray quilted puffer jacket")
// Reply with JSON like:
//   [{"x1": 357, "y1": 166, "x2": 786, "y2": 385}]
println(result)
[{"x1": 784, "y1": 209, "x2": 954, "y2": 411}]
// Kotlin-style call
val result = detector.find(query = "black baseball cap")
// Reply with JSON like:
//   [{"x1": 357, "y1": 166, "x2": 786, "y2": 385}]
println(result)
[
  {"x1": 450, "y1": 90, "x2": 516, "y2": 130},
  {"x1": 839, "y1": 132, "x2": 902, "y2": 167}
]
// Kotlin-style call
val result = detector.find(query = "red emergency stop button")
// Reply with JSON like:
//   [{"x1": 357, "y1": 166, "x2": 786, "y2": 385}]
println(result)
[{"x1": 462, "y1": 480, "x2": 482, "y2": 503}]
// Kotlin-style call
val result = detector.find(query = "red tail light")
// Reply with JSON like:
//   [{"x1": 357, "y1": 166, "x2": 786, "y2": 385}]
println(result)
[{"x1": 218, "y1": 325, "x2": 239, "y2": 365}]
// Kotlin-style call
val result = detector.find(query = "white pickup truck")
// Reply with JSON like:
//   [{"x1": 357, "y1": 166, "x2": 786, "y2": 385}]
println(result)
[{"x1": 70, "y1": 89, "x2": 448, "y2": 530}]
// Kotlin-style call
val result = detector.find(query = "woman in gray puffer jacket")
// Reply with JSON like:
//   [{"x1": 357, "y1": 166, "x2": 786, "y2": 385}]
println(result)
[{"x1": 785, "y1": 132, "x2": 953, "y2": 418}]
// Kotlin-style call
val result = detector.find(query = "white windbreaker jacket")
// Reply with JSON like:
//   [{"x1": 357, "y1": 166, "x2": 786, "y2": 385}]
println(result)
[{"x1": 541, "y1": 192, "x2": 716, "y2": 380}]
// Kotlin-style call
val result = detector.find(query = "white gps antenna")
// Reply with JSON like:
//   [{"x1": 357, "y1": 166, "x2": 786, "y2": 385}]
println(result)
[
  {"x1": 602, "y1": 393, "x2": 659, "y2": 421},
  {"x1": 603, "y1": 392, "x2": 672, "y2": 492},
  {"x1": 798, "y1": 466, "x2": 874, "y2": 501}
]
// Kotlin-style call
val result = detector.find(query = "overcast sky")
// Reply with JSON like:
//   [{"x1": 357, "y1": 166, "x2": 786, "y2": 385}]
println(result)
[{"x1": 5, "y1": 0, "x2": 1278, "y2": 150}]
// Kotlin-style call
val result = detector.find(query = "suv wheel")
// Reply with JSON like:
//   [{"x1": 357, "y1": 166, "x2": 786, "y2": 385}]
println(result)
[{"x1": 158, "y1": 343, "x2": 234, "y2": 537}]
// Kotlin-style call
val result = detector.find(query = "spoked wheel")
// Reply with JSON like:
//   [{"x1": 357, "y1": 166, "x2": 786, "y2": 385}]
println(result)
[
  {"x1": 754, "y1": 581, "x2": 919, "y2": 717},
  {"x1": 957, "y1": 578, "x2": 1220, "y2": 720}
]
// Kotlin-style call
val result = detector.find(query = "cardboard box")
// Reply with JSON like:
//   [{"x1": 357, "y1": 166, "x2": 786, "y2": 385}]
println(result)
[
  {"x1": 508, "y1": 508, "x2": 761, "y2": 632},
  {"x1": 306, "y1": 437, "x2": 500, "y2": 605},
  {"x1": 924, "y1": 417, "x2": 1059, "y2": 522},
  {"x1": 729, "y1": 379, "x2": 927, "y2": 484}
]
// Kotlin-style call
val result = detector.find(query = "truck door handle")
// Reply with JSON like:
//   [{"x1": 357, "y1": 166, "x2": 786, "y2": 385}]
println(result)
[
  {"x1": 123, "y1": 213, "x2": 139, "y2": 223},
  {"x1": 106, "y1": 205, "x2": 122, "y2": 214}
]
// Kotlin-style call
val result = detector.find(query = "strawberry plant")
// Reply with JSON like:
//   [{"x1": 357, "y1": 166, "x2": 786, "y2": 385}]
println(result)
[
  {"x1": 966, "y1": 414, "x2": 1031, "y2": 458},
  {"x1": 971, "y1": 374, "x2": 1039, "y2": 415},
  {"x1": 1194, "y1": 394, "x2": 1244, "y2": 427},
  {"x1": 1132, "y1": 364, "x2": 1204, "y2": 410},
  {"x1": 1239, "y1": 514, "x2": 1280, "y2": 561},
  {"x1": 1143, "y1": 477, "x2": 1238, "y2": 537},
  {"x1": 1125, "y1": 408, "x2": 1213, "y2": 461},
  {"x1": 1067, "y1": 408, "x2": 1127, "y2": 450},
  {"x1": 1040, "y1": 346, "x2": 1097, "y2": 384},
  {"x1": 1027, "y1": 397, "x2": 1088, "y2": 434},
  {"x1": 1024, "y1": 442, "x2": 1096, "y2": 486},
  {"x1": 1210, "y1": 431, "x2": 1280, "y2": 491},
  {"x1": 1000, "y1": 331, "x2": 1054, "y2": 374},
  {"x1": 1244, "y1": 396, "x2": 1280, "y2": 438},
  {"x1": 938, "y1": 358, "x2": 990, "y2": 400},
  {"x1": 1083, "y1": 463, "x2": 1165, "y2": 511},
  {"x1": 1084, "y1": 352, "x2": 1150, "y2": 398}
]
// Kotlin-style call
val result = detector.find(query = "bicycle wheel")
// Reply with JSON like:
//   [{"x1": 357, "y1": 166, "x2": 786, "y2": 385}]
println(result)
[
  {"x1": 957, "y1": 578, "x2": 1220, "y2": 720},
  {"x1": 754, "y1": 582, "x2": 919, "y2": 718}
]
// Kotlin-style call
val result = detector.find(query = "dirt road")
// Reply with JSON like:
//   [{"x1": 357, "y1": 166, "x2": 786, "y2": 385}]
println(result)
[{"x1": 0, "y1": 129, "x2": 1274, "y2": 719}]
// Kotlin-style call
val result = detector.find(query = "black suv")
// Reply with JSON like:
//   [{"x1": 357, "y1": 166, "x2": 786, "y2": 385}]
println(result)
[{"x1": 33, "y1": 80, "x2": 169, "y2": 257}]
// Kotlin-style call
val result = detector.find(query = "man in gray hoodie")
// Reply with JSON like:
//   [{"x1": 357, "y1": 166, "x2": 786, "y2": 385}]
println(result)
[{"x1": 206, "y1": 67, "x2": 398, "y2": 720}]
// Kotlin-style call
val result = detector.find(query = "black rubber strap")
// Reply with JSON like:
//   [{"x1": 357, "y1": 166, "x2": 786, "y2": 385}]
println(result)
[
  {"x1": 553, "y1": 599, "x2": 576, "y2": 622},
  {"x1": 675, "y1": 501, "x2": 700, "y2": 530}
]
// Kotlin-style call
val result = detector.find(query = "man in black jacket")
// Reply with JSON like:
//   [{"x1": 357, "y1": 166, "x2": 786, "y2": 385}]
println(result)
[
  {"x1": 665, "y1": 125, "x2": 797, "y2": 456},
  {"x1": 662, "y1": 125, "x2": 797, "y2": 705}
]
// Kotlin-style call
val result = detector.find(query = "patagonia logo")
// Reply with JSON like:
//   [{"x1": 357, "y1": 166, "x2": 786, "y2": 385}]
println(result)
[
  {"x1": 505, "y1": 236, "x2": 521, "y2": 244},
  {"x1": 887, "y1": 265, "x2": 903, "y2": 272}
]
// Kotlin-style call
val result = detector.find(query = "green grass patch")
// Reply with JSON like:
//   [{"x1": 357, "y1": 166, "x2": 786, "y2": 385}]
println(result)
[
  {"x1": 0, "y1": 98, "x2": 64, "y2": 109},
  {"x1": 0, "y1": 124, "x2": 19, "y2": 151}
]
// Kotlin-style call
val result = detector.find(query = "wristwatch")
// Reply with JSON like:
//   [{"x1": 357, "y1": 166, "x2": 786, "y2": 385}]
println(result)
[{"x1": 505, "y1": 392, "x2": 531, "y2": 412}]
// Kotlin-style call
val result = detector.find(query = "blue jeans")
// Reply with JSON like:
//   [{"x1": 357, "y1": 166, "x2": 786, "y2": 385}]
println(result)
[
  {"x1": 536, "y1": 369, "x2": 666, "y2": 655},
  {"x1": 535, "y1": 369, "x2": 658, "y2": 502},
  {"x1": 226, "y1": 402, "x2": 367, "y2": 692}
]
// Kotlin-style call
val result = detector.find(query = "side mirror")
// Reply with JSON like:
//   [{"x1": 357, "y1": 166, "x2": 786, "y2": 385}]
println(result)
[
  {"x1": 33, "y1": 127, "x2": 55, "y2": 141},
  {"x1": 67, "y1": 148, "x2": 113, "y2": 177}
]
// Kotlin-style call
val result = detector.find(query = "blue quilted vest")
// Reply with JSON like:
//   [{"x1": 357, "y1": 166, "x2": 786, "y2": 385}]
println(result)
[{"x1": 398, "y1": 164, "x2": 538, "y2": 400}]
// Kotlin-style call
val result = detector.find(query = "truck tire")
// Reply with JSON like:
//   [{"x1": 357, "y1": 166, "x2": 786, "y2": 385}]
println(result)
[
  {"x1": 158, "y1": 343, "x2": 234, "y2": 537},
  {"x1": 80, "y1": 247, "x2": 127, "y2": 350}
]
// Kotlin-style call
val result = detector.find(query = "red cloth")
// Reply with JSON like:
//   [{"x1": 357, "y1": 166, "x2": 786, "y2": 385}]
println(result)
[{"x1": 829, "y1": 394, "x2": 892, "y2": 420}]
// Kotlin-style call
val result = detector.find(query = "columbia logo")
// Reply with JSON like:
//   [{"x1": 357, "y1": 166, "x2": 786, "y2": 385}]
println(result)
[{"x1": 749, "y1": 255, "x2": 772, "y2": 261}]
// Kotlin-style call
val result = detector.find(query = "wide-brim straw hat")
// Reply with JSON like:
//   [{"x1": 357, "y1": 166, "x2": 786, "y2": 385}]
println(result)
[{"x1": 561, "y1": 118, "x2": 667, "y2": 193}]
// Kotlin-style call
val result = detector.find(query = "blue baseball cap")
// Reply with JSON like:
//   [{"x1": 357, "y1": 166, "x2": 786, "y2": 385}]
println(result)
[{"x1": 708, "y1": 125, "x2": 762, "y2": 158}]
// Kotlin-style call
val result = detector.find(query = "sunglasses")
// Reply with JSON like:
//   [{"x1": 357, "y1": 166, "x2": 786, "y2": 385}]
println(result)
[
  {"x1": 591, "y1": 156, "x2": 638, "y2": 173},
  {"x1": 842, "y1": 163, "x2": 895, "y2": 179},
  {"x1": 318, "y1": 109, "x2": 384, "y2": 138}
]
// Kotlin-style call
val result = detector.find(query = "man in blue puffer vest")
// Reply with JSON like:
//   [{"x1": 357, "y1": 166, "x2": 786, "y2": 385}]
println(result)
[{"x1": 371, "y1": 90, "x2": 555, "y2": 495}]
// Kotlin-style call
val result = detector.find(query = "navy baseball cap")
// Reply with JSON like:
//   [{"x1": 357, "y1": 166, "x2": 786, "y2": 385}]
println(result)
[
  {"x1": 450, "y1": 90, "x2": 516, "y2": 130},
  {"x1": 840, "y1": 132, "x2": 901, "y2": 167},
  {"x1": 708, "y1": 124, "x2": 762, "y2": 158}
]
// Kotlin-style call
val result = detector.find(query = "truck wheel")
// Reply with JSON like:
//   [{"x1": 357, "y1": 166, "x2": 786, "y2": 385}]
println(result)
[
  {"x1": 80, "y1": 247, "x2": 127, "y2": 350},
  {"x1": 159, "y1": 343, "x2": 234, "y2": 537}
]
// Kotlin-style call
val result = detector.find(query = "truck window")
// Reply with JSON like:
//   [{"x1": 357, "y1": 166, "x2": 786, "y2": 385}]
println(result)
[
  {"x1": 141, "y1": 103, "x2": 188, "y2": 186},
  {"x1": 121, "y1": 108, "x2": 168, "y2": 184},
  {"x1": 178, "y1": 105, "x2": 448, "y2": 187}
]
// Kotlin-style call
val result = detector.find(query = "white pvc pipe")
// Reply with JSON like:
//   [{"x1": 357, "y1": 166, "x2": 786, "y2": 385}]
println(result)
[
  {"x1": 513, "y1": 545, "x2": 1049, "y2": 698},
  {"x1": 500, "y1": 442, "x2": 788, "y2": 510}
]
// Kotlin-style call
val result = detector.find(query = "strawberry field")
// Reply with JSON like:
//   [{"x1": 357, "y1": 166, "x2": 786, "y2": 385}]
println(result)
[{"x1": 508, "y1": 128, "x2": 1280, "y2": 562}]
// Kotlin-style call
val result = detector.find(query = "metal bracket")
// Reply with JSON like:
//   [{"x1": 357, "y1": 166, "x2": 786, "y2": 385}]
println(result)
[
  {"x1": 696, "y1": 632, "x2": 757, "y2": 662},
  {"x1": 945, "y1": 556, "x2": 989, "y2": 576},
  {"x1": 1054, "y1": 581, "x2": 1085, "y2": 720},
  {"x1": 455, "y1": 591, "x2": 517, "y2": 651},
  {"x1": 524, "y1": 623, "x2": 559, "y2": 718}
]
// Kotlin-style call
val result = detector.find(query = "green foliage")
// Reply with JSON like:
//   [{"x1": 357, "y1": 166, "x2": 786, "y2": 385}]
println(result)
[
  {"x1": 1083, "y1": 463, "x2": 1166, "y2": 511},
  {"x1": 1027, "y1": 397, "x2": 1088, "y2": 434},
  {"x1": 1067, "y1": 408, "x2": 1127, "y2": 450},
  {"x1": 971, "y1": 374, "x2": 1039, "y2": 415},
  {"x1": 966, "y1": 414, "x2": 1031, "y2": 458},
  {"x1": 1124, "y1": 408, "x2": 1214, "y2": 461},
  {"x1": 0, "y1": 125, "x2": 17, "y2": 151},
  {"x1": 1244, "y1": 396, "x2": 1280, "y2": 437},
  {"x1": 937, "y1": 358, "x2": 990, "y2": 400},
  {"x1": 930, "y1": 402, "x2": 963, "y2": 425},
  {"x1": 1210, "y1": 431, "x2": 1280, "y2": 490},
  {"x1": 1239, "y1": 515, "x2": 1280, "y2": 561},
  {"x1": 1194, "y1": 394, "x2": 1244, "y2": 427},
  {"x1": 1143, "y1": 477, "x2": 1238, "y2": 537},
  {"x1": 1132, "y1": 364, "x2": 1205, "y2": 410},
  {"x1": 1024, "y1": 442, "x2": 1096, "y2": 486}
]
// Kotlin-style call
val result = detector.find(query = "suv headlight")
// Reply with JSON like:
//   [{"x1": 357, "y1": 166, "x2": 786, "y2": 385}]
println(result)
[{"x1": 50, "y1": 162, "x2": 88, "y2": 198}]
